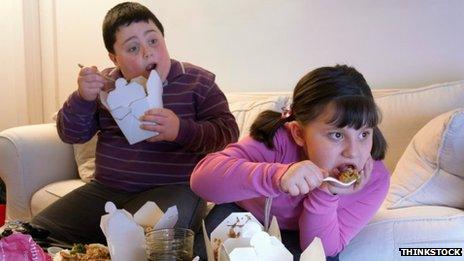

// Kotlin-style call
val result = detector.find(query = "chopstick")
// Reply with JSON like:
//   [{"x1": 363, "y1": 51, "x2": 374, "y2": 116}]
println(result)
[{"x1": 77, "y1": 63, "x2": 115, "y2": 82}]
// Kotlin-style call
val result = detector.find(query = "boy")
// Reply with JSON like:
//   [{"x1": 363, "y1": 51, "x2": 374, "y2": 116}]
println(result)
[{"x1": 31, "y1": 2, "x2": 239, "y2": 245}]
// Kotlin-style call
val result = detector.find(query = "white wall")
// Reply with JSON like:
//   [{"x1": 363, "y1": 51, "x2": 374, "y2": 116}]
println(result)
[
  {"x1": 1, "y1": 0, "x2": 464, "y2": 129},
  {"x1": 50, "y1": 0, "x2": 464, "y2": 98}
]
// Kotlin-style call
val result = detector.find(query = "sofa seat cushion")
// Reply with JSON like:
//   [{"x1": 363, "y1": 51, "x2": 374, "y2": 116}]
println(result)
[
  {"x1": 31, "y1": 179, "x2": 85, "y2": 216},
  {"x1": 387, "y1": 108, "x2": 464, "y2": 209},
  {"x1": 340, "y1": 206, "x2": 464, "y2": 261}
]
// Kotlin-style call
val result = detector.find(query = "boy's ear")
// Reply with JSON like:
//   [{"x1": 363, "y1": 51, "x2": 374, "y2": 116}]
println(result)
[
  {"x1": 108, "y1": 53, "x2": 118, "y2": 66},
  {"x1": 288, "y1": 121, "x2": 305, "y2": 147}
]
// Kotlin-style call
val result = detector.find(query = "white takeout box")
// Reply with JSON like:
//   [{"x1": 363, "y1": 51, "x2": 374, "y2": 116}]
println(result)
[
  {"x1": 100, "y1": 70, "x2": 163, "y2": 145},
  {"x1": 203, "y1": 212, "x2": 325, "y2": 261},
  {"x1": 100, "y1": 201, "x2": 178, "y2": 261}
]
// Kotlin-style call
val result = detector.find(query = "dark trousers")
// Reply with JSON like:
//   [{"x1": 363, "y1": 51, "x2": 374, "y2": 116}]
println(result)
[
  {"x1": 194, "y1": 202, "x2": 339, "y2": 261},
  {"x1": 31, "y1": 181, "x2": 206, "y2": 246}
]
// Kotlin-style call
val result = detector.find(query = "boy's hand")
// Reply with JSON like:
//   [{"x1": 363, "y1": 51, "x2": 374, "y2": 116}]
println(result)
[
  {"x1": 280, "y1": 161, "x2": 326, "y2": 196},
  {"x1": 140, "y1": 108, "x2": 180, "y2": 142},
  {"x1": 77, "y1": 66, "x2": 108, "y2": 101},
  {"x1": 101, "y1": 67, "x2": 121, "y2": 92}
]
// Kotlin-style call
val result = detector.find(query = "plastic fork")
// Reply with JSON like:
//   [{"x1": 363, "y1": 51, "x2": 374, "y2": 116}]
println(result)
[
  {"x1": 323, "y1": 176, "x2": 356, "y2": 187},
  {"x1": 77, "y1": 63, "x2": 115, "y2": 82}
]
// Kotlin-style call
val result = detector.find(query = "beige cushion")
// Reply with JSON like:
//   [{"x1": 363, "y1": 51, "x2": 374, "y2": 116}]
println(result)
[
  {"x1": 73, "y1": 134, "x2": 97, "y2": 182},
  {"x1": 227, "y1": 93, "x2": 290, "y2": 140},
  {"x1": 53, "y1": 111, "x2": 97, "y2": 183},
  {"x1": 386, "y1": 108, "x2": 464, "y2": 209},
  {"x1": 375, "y1": 80, "x2": 464, "y2": 171}
]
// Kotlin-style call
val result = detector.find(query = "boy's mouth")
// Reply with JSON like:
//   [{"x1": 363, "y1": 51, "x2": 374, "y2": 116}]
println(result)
[{"x1": 145, "y1": 63, "x2": 157, "y2": 72}]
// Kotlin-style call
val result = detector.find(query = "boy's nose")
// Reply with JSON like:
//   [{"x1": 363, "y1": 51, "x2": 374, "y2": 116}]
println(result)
[{"x1": 143, "y1": 46, "x2": 153, "y2": 58}]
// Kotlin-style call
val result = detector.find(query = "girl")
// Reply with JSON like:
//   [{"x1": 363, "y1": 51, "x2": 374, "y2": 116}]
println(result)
[{"x1": 191, "y1": 65, "x2": 390, "y2": 259}]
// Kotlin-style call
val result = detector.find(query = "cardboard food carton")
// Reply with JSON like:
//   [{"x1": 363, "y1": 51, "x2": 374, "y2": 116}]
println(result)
[
  {"x1": 100, "y1": 70, "x2": 163, "y2": 145},
  {"x1": 202, "y1": 212, "x2": 325, "y2": 261},
  {"x1": 100, "y1": 201, "x2": 178, "y2": 261}
]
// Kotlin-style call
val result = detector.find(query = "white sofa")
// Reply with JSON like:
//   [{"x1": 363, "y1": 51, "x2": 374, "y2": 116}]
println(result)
[{"x1": 1, "y1": 81, "x2": 464, "y2": 260}]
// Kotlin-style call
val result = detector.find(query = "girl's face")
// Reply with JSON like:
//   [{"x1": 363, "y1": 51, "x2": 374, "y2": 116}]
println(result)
[
  {"x1": 109, "y1": 20, "x2": 171, "y2": 81},
  {"x1": 290, "y1": 103, "x2": 373, "y2": 173}
]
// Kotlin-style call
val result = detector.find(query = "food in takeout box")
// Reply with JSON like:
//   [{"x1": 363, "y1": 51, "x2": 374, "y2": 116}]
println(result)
[
  {"x1": 202, "y1": 212, "x2": 325, "y2": 261},
  {"x1": 100, "y1": 201, "x2": 178, "y2": 261},
  {"x1": 58, "y1": 243, "x2": 110, "y2": 260},
  {"x1": 99, "y1": 69, "x2": 163, "y2": 145}
]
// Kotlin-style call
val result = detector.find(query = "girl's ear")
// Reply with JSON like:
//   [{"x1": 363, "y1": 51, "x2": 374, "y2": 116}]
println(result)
[
  {"x1": 288, "y1": 121, "x2": 305, "y2": 147},
  {"x1": 108, "y1": 53, "x2": 118, "y2": 66}
]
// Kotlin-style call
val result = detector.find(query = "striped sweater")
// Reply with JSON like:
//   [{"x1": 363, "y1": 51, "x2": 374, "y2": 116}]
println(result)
[{"x1": 57, "y1": 60, "x2": 239, "y2": 192}]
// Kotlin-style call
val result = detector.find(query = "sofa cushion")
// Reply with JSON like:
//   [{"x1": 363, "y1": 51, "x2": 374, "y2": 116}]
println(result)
[
  {"x1": 374, "y1": 80, "x2": 464, "y2": 171},
  {"x1": 340, "y1": 206, "x2": 464, "y2": 261},
  {"x1": 226, "y1": 93, "x2": 290, "y2": 140},
  {"x1": 73, "y1": 134, "x2": 98, "y2": 183},
  {"x1": 386, "y1": 108, "x2": 464, "y2": 209},
  {"x1": 31, "y1": 179, "x2": 85, "y2": 216}
]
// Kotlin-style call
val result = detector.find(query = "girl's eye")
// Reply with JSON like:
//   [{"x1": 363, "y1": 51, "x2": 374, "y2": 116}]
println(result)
[
  {"x1": 329, "y1": 132, "x2": 343, "y2": 140},
  {"x1": 148, "y1": 39, "x2": 157, "y2": 45},
  {"x1": 359, "y1": 130, "x2": 372, "y2": 140}
]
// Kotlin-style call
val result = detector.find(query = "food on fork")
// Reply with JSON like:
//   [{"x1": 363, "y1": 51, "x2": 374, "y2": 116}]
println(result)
[{"x1": 338, "y1": 167, "x2": 361, "y2": 184}]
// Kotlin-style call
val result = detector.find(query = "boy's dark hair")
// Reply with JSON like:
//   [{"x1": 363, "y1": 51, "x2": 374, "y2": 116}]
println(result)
[
  {"x1": 250, "y1": 65, "x2": 387, "y2": 160},
  {"x1": 102, "y1": 2, "x2": 164, "y2": 53}
]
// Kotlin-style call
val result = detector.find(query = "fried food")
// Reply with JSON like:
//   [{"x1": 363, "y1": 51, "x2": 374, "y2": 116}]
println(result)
[
  {"x1": 59, "y1": 243, "x2": 110, "y2": 261},
  {"x1": 338, "y1": 167, "x2": 360, "y2": 184}
]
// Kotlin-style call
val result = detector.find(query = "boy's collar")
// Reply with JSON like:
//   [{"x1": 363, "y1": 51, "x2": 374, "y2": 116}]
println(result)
[{"x1": 165, "y1": 59, "x2": 184, "y2": 85}]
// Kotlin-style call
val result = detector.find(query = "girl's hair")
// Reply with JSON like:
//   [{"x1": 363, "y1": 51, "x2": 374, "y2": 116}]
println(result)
[
  {"x1": 102, "y1": 2, "x2": 164, "y2": 54},
  {"x1": 250, "y1": 65, "x2": 387, "y2": 160}
]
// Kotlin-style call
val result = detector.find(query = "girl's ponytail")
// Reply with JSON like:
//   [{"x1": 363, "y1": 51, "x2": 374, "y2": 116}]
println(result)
[{"x1": 250, "y1": 110, "x2": 293, "y2": 149}]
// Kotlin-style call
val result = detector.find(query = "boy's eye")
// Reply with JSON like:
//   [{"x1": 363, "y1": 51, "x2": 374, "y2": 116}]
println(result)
[
  {"x1": 127, "y1": 45, "x2": 139, "y2": 53},
  {"x1": 148, "y1": 39, "x2": 157, "y2": 45}
]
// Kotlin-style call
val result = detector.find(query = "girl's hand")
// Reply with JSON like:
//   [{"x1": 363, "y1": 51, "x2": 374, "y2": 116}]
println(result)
[
  {"x1": 280, "y1": 161, "x2": 327, "y2": 196},
  {"x1": 77, "y1": 66, "x2": 107, "y2": 101},
  {"x1": 323, "y1": 157, "x2": 374, "y2": 195},
  {"x1": 139, "y1": 108, "x2": 180, "y2": 142}
]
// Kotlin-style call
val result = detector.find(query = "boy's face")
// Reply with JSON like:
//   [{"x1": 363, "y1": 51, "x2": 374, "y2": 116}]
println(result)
[{"x1": 109, "y1": 20, "x2": 170, "y2": 81}]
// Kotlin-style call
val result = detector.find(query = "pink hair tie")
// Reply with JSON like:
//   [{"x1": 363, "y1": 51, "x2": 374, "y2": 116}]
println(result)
[{"x1": 281, "y1": 106, "x2": 292, "y2": 119}]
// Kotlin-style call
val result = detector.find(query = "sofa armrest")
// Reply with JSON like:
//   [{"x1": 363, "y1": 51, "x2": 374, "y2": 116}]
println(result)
[{"x1": 0, "y1": 123, "x2": 77, "y2": 221}]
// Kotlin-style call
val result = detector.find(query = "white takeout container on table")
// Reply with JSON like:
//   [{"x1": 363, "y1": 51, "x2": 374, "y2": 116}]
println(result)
[
  {"x1": 100, "y1": 201, "x2": 178, "y2": 261},
  {"x1": 202, "y1": 211, "x2": 325, "y2": 261}
]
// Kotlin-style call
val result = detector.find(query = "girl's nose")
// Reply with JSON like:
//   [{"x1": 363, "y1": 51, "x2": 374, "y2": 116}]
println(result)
[{"x1": 342, "y1": 139, "x2": 358, "y2": 159}]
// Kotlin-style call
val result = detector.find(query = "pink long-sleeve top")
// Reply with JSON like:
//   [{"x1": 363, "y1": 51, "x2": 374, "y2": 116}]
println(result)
[{"x1": 191, "y1": 127, "x2": 390, "y2": 256}]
